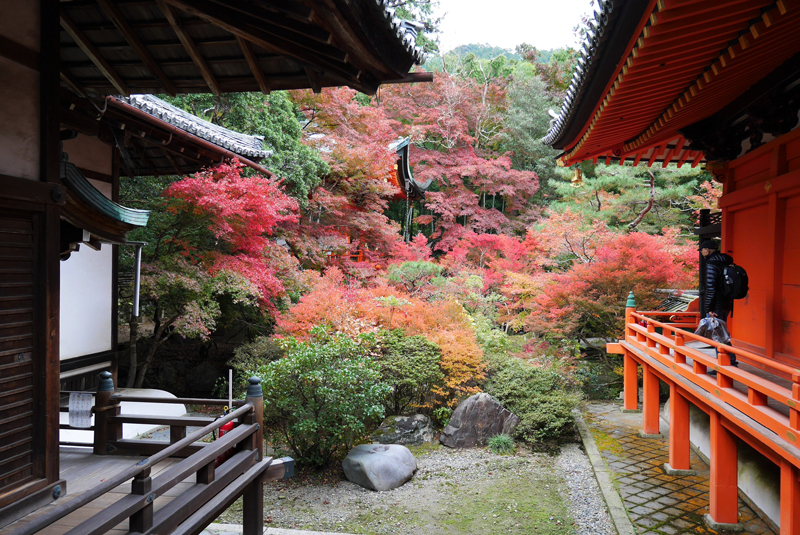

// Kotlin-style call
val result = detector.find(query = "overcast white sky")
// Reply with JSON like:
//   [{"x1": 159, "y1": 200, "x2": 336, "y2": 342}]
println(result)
[{"x1": 433, "y1": 0, "x2": 593, "y2": 52}]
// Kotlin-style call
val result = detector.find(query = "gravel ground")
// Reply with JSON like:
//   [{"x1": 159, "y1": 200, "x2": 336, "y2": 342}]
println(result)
[
  {"x1": 219, "y1": 442, "x2": 615, "y2": 535},
  {"x1": 556, "y1": 443, "x2": 615, "y2": 535}
]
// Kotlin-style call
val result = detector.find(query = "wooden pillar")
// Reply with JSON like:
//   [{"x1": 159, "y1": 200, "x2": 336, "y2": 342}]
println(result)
[
  {"x1": 244, "y1": 377, "x2": 264, "y2": 462},
  {"x1": 623, "y1": 353, "x2": 639, "y2": 411},
  {"x1": 642, "y1": 365, "x2": 660, "y2": 436},
  {"x1": 780, "y1": 460, "x2": 800, "y2": 535},
  {"x1": 709, "y1": 412, "x2": 739, "y2": 525},
  {"x1": 668, "y1": 386, "x2": 691, "y2": 471},
  {"x1": 93, "y1": 371, "x2": 119, "y2": 455},
  {"x1": 242, "y1": 478, "x2": 264, "y2": 535},
  {"x1": 625, "y1": 291, "x2": 636, "y2": 340},
  {"x1": 243, "y1": 376, "x2": 264, "y2": 535},
  {"x1": 130, "y1": 468, "x2": 153, "y2": 533}
]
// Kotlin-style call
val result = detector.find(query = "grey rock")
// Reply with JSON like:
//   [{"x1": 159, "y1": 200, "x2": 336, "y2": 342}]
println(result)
[
  {"x1": 440, "y1": 392, "x2": 519, "y2": 448},
  {"x1": 371, "y1": 414, "x2": 435, "y2": 445},
  {"x1": 342, "y1": 444, "x2": 417, "y2": 491}
]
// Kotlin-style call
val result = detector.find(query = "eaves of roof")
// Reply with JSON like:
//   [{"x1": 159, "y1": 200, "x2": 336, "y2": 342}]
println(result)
[
  {"x1": 543, "y1": 0, "x2": 652, "y2": 150},
  {"x1": 117, "y1": 95, "x2": 271, "y2": 161}
]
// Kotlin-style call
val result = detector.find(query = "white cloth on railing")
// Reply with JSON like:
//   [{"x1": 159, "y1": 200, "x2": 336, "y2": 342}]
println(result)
[{"x1": 69, "y1": 393, "x2": 93, "y2": 428}]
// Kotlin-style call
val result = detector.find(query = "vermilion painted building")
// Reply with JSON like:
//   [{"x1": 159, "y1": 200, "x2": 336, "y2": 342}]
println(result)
[{"x1": 546, "y1": 0, "x2": 800, "y2": 532}]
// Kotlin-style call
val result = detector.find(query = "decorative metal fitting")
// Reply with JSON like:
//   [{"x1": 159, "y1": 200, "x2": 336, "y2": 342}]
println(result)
[{"x1": 52, "y1": 485, "x2": 62, "y2": 499}]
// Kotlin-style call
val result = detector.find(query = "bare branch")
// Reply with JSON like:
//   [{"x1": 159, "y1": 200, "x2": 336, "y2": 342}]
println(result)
[{"x1": 628, "y1": 170, "x2": 655, "y2": 230}]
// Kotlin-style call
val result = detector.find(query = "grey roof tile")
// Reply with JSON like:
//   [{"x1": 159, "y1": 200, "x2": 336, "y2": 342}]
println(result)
[{"x1": 117, "y1": 95, "x2": 272, "y2": 161}]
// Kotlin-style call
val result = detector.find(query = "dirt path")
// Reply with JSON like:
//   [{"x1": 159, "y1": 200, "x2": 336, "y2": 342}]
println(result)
[{"x1": 219, "y1": 444, "x2": 587, "y2": 534}]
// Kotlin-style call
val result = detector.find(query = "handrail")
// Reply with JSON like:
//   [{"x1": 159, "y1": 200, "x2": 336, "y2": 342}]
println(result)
[
  {"x1": 14, "y1": 403, "x2": 253, "y2": 535},
  {"x1": 631, "y1": 312, "x2": 800, "y2": 381},
  {"x1": 111, "y1": 394, "x2": 245, "y2": 407},
  {"x1": 624, "y1": 311, "x2": 800, "y2": 452}
]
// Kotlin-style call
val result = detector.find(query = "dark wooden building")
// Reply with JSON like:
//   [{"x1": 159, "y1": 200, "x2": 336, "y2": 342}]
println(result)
[{"x1": 0, "y1": 1, "x2": 429, "y2": 533}]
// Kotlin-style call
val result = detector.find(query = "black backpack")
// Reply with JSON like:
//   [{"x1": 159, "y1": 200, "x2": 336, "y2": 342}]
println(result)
[{"x1": 722, "y1": 264, "x2": 749, "y2": 300}]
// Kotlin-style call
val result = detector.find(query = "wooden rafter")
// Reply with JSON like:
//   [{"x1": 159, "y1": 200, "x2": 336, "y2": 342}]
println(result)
[
  {"x1": 60, "y1": 70, "x2": 87, "y2": 98},
  {"x1": 161, "y1": 147, "x2": 184, "y2": 176},
  {"x1": 128, "y1": 139, "x2": 160, "y2": 177},
  {"x1": 60, "y1": 12, "x2": 130, "y2": 95},
  {"x1": 157, "y1": 0, "x2": 220, "y2": 95},
  {"x1": 236, "y1": 36, "x2": 270, "y2": 94},
  {"x1": 304, "y1": 66, "x2": 322, "y2": 94},
  {"x1": 160, "y1": 0, "x2": 365, "y2": 91},
  {"x1": 96, "y1": 0, "x2": 177, "y2": 96}
]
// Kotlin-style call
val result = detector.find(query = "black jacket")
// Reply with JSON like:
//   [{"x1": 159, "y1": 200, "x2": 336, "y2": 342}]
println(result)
[{"x1": 705, "y1": 251, "x2": 733, "y2": 318}]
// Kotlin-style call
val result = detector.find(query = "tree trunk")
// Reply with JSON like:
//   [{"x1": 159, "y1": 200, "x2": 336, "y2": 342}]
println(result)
[
  {"x1": 133, "y1": 314, "x2": 178, "y2": 388},
  {"x1": 126, "y1": 317, "x2": 140, "y2": 388}
]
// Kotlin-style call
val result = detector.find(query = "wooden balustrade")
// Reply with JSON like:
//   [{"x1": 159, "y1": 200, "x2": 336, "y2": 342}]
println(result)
[
  {"x1": 27, "y1": 373, "x2": 289, "y2": 535},
  {"x1": 626, "y1": 312, "x2": 800, "y2": 448}
]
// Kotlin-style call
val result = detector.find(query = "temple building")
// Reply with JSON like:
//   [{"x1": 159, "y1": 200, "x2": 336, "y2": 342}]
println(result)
[{"x1": 545, "y1": 0, "x2": 800, "y2": 532}]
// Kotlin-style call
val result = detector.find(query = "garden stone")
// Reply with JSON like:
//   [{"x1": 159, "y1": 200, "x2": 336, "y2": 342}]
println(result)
[
  {"x1": 342, "y1": 444, "x2": 416, "y2": 491},
  {"x1": 371, "y1": 414, "x2": 435, "y2": 445},
  {"x1": 440, "y1": 392, "x2": 519, "y2": 448}
]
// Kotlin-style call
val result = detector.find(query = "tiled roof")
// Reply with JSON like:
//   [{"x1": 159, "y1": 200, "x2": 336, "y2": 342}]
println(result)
[
  {"x1": 542, "y1": 0, "x2": 616, "y2": 147},
  {"x1": 117, "y1": 95, "x2": 271, "y2": 161},
  {"x1": 376, "y1": 2, "x2": 427, "y2": 66}
]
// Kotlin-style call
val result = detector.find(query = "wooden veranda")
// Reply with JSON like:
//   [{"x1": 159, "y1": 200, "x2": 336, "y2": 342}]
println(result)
[
  {"x1": 1, "y1": 374, "x2": 292, "y2": 535},
  {"x1": 609, "y1": 297, "x2": 800, "y2": 532}
]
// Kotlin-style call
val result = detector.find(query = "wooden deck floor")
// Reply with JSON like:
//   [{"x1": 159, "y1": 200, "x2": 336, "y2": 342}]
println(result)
[{"x1": 1, "y1": 447, "x2": 195, "y2": 535}]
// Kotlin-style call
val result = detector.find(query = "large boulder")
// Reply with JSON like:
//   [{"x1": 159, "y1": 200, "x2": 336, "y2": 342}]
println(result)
[
  {"x1": 371, "y1": 414, "x2": 435, "y2": 445},
  {"x1": 440, "y1": 393, "x2": 519, "y2": 448},
  {"x1": 342, "y1": 444, "x2": 417, "y2": 491}
]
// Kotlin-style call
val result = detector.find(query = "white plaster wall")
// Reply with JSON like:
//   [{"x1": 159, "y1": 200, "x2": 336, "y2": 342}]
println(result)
[
  {"x1": 63, "y1": 134, "x2": 113, "y2": 175},
  {"x1": 663, "y1": 399, "x2": 781, "y2": 527},
  {"x1": 59, "y1": 180, "x2": 114, "y2": 360}
]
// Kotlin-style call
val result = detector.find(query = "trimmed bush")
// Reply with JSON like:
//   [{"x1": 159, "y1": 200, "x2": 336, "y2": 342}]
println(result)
[
  {"x1": 375, "y1": 329, "x2": 443, "y2": 414},
  {"x1": 253, "y1": 330, "x2": 389, "y2": 468},
  {"x1": 485, "y1": 353, "x2": 582, "y2": 443}
]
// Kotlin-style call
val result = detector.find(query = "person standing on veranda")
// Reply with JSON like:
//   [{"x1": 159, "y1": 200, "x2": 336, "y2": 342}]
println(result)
[{"x1": 700, "y1": 239, "x2": 737, "y2": 367}]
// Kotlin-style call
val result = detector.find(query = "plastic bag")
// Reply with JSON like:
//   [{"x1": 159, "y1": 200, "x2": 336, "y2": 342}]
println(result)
[{"x1": 695, "y1": 316, "x2": 731, "y2": 344}]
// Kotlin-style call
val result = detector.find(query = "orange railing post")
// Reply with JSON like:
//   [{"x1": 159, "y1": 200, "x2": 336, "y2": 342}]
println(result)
[
  {"x1": 623, "y1": 292, "x2": 640, "y2": 412},
  {"x1": 707, "y1": 411, "x2": 739, "y2": 528},
  {"x1": 641, "y1": 365, "x2": 661, "y2": 437},
  {"x1": 780, "y1": 460, "x2": 800, "y2": 535},
  {"x1": 666, "y1": 385, "x2": 694, "y2": 474}
]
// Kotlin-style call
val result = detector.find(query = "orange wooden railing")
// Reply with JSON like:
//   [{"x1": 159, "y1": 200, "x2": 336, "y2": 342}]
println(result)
[
  {"x1": 610, "y1": 296, "x2": 800, "y2": 531},
  {"x1": 624, "y1": 311, "x2": 800, "y2": 447}
]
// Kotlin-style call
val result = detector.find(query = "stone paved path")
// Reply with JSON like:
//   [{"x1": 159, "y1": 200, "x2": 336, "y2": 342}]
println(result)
[{"x1": 583, "y1": 402, "x2": 776, "y2": 535}]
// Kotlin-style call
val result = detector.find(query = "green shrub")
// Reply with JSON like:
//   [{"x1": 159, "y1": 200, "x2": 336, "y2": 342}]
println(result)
[
  {"x1": 227, "y1": 336, "x2": 285, "y2": 397},
  {"x1": 485, "y1": 353, "x2": 582, "y2": 443},
  {"x1": 375, "y1": 329, "x2": 444, "y2": 414},
  {"x1": 487, "y1": 433, "x2": 515, "y2": 455},
  {"x1": 433, "y1": 406, "x2": 452, "y2": 428},
  {"x1": 253, "y1": 329, "x2": 390, "y2": 468}
]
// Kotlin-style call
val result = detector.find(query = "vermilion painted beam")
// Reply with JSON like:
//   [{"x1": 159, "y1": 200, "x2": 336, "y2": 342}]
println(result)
[
  {"x1": 646, "y1": 7, "x2": 765, "y2": 39},
  {"x1": 781, "y1": 460, "x2": 800, "y2": 535},
  {"x1": 709, "y1": 411, "x2": 739, "y2": 525},
  {"x1": 624, "y1": 353, "x2": 638, "y2": 411},
  {"x1": 669, "y1": 386, "x2": 691, "y2": 470},
  {"x1": 642, "y1": 365, "x2": 660, "y2": 435}
]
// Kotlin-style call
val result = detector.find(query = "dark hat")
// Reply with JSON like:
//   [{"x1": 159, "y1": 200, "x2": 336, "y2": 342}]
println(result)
[{"x1": 698, "y1": 240, "x2": 719, "y2": 251}]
